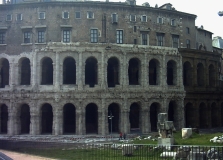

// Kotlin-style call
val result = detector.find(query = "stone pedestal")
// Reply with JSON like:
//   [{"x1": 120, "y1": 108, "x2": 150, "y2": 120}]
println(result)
[
  {"x1": 158, "y1": 137, "x2": 174, "y2": 146},
  {"x1": 122, "y1": 144, "x2": 134, "y2": 156},
  {"x1": 182, "y1": 128, "x2": 192, "y2": 139}
]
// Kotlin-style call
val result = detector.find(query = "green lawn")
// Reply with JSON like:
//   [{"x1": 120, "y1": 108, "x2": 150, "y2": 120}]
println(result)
[{"x1": 7, "y1": 132, "x2": 223, "y2": 160}]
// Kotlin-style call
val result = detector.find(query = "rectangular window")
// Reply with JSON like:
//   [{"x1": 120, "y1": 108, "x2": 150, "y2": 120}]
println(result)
[
  {"x1": 134, "y1": 26, "x2": 137, "y2": 32},
  {"x1": 38, "y1": 31, "x2": 45, "y2": 43},
  {"x1": 157, "y1": 33, "x2": 164, "y2": 46},
  {"x1": 141, "y1": 33, "x2": 148, "y2": 45},
  {"x1": 171, "y1": 19, "x2": 175, "y2": 26},
  {"x1": 63, "y1": 30, "x2": 70, "y2": 43},
  {"x1": 134, "y1": 39, "x2": 137, "y2": 44},
  {"x1": 141, "y1": 15, "x2": 147, "y2": 22},
  {"x1": 0, "y1": 32, "x2": 5, "y2": 44},
  {"x1": 186, "y1": 39, "x2": 190, "y2": 48},
  {"x1": 157, "y1": 17, "x2": 163, "y2": 24},
  {"x1": 63, "y1": 11, "x2": 69, "y2": 19},
  {"x1": 6, "y1": 14, "x2": 12, "y2": 21},
  {"x1": 17, "y1": 14, "x2": 22, "y2": 21},
  {"x1": 38, "y1": 12, "x2": 45, "y2": 19},
  {"x1": 24, "y1": 32, "x2": 31, "y2": 43},
  {"x1": 90, "y1": 29, "x2": 98, "y2": 43},
  {"x1": 75, "y1": 12, "x2": 81, "y2": 19},
  {"x1": 186, "y1": 27, "x2": 190, "y2": 34},
  {"x1": 87, "y1": 11, "x2": 94, "y2": 19},
  {"x1": 172, "y1": 35, "x2": 179, "y2": 48},
  {"x1": 116, "y1": 30, "x2": 123, "y2": 44},
  {"x1": 130, "y1": 15, "x2": 136, "y2": 22},
  {"x1": 112, "y1": 13, "x2": 118, "y2": 23}
]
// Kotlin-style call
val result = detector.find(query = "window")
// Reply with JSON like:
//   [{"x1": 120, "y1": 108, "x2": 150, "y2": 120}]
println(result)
[
  {"x1": 6, "y1": 14, "x2": 12, "y2": 21},
  {"x1": 112, "y1": 13, "x2": 118, "y2": 23},
  {"x1": 75, "y1": 12, "x2": 81, "y2": 19},
  {"x1": 157, "y1": 17, "x2": 163, "y2": 24},
  {"x1": 186, "y1": 39, "x2": 190, "y2": 48},
  {"x1": 116, "y1": 30, "x2": 123, "y2": 44},
  {"x1": 0, "y1": 32, "x2": 5, "y2": 44},
  {"x1": 38, "y1": 31, "x2": 45, "y2": 43},
  {"x1": 63, "y1": 30, "x2": 71, "y2": 43},
  {"x1": 156, "y1": 33, "x2": 164, "y2": 46},
  {"x1": 186, "y1": 27, "x2": 190, "y2": 34},
  {"x1": 134, "y1": 39, "x2": 137, "y2": 44},
  {"x1": 38, "y1": 12, "x2": 45, "y2": 19},
  {"x1": 141, "y1": 32, "x2": 148, "y2": 45},
  {"x1": 90, "y1": 29, "x2": 98, "y2": 43},
  {"x1": 24, "y1": 31, "x2": 31, "y2": 43},
  {"x1": 130, "y1": 15, "x2": 136, "y2": 22},
  {"x1": 141, "y1": 15, "x2": 147, "y2": 22},
  {"x1": 134, "y1": 26, "x2": 137, "y2": 32},
  {"x1": 171, "y1": 19, "x2": 175, "y2": 26},
  {"x1": 172, "y1": 35, "x2": 179, "y2": 48},
  {"x1": 87, "y1": 11, "x2": 94, "y2": 19},
  {"x1": 63, "y1": 11, "x2": 69, "y2": 19},
  {"x1": 16, "y1": 14, "x2": 22, "y2": 21}
]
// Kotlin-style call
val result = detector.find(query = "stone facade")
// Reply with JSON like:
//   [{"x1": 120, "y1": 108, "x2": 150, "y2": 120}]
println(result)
[{"x1": 0, "y1": 1, "x2": 222, "y2": 136}]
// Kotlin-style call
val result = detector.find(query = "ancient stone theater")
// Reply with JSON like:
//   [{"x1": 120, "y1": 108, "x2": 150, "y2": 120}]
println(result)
[{"x1": 0, "y1": 0, "x2": 222, "y2": 136}]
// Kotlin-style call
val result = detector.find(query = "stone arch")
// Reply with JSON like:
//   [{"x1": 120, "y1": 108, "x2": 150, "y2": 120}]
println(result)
[
  {"x1": 20, "y1": 104, "x2": 30, "y2": 134},
  {"x1": 19, "y1": 57, "x2": 31, "y2": 85},
  {"x1": 0, "y1": 104, "x2": 8, "y2": 134},
  {"x1": 128, "y1": 58, "x2": 140, "y2": 85},
  {"x1": 129, "y1": 102, "x2": 141, "y2": 133},
  {"x1": 185, "y1": 102, "x2": 197, "y2": 128},
  {"x1": 107, "y1": 57, "x2": 120, "y2": 88},
  {"x1": 149, "y1": 59, "x2": 160, "y2": 85},
  {"x1": 197, "y1": 63, "x2": 205, "y2": 86},
  {"x1": 199, "y1": 102, "x2": 208, "y2": 128},
  {"x1": 183, "y1": 61, "x2": 192, "y2": 86},
  {"x1": 41, "y1": 57, "x2": 53, "y2": 85},
  {"x1": 63, "y1": 103, "x2": 76, "y2": 134},
  {"x1": 211, "y1": 102, "x2": 219, "y2": 127},
  {"x1": 0, "y1": 58, "x2": 9, "y2": 88},
  {"x1": 150, "y1": 102, "x2": 161, "y2": 132},
  {"x1": 63, "y1": 57, "x2": 76, "y2": 84},
  {"x1": 41, "y1": 103, "x2": 53, "y2": 134},
  {"x1": 85, "y1": 57, "x2": 98, "y2": 87},
  {"x1": 108, "y1": 103, "x2": 120, "y2": 133},
  {"x1": 209, "y1": 64, "x2": 215, "y2": 87},
  {"x1": 85, "y1": 103, "x2": 98, "y2": 134},
  {"x1": 167, "y1": 60, "x2": 177, "y2": 85}
]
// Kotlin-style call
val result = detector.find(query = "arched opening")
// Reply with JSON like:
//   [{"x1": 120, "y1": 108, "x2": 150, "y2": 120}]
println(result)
[
  {"x1": 0, "y1": 58, "x2": 9, "y2": 88},
  {"x1": 63, "y1": 103, "x2": 76, "y2": 134},
  {"x1": 185, "y1": 103, "x2": 197, "y2": 128},
  {"x1": 209, "y1": 64, "x2": 215, "y2": 87},
  {"x1": 129, "y1": 103, "x2": 140, "y2": 133},
  {"x1": 167, "y1": 60, "x2": 177, "y2": 85},
  {"x1": 63, "y1": 57, "x2": 76, "y2": 84},
  {"x1": 41, "y1": 57, "x2": 53, "y2": 85},
  {"x1": 20, "y1": 104, "x2": 30, "y2": 134},
  {"x1": 20, "y1": 58, "x2": 31, "y2": 85},
  {"x1": 108, "y1": 103, "x2": 120, "y2": 133},
  {"x1": 0, "y1": 104, "x2": 8, "y2": 134},
  {"x1": 41, "y1": 103, "x2": 53, "y2": 134},
  {"x1": 107, "y1": 57, "x2": 119, "y2": 87},
  {"x1": 183, "y1": 61, "x2": 192, "y2": 86},
  {"x1": 149, "y1": 59, "x2": 160, "y2": 85},
  {"x1": 197, "y1": 63, "x2": 205, "y2": 86},
  {"x1": 85, "y1": 103, "x2": 98, "y2": 134},
  {"x1": 85, "y1": 57, "x2": 98, "y2": 87},
  {"x1": 199, "y1": 103, "x2": 208, "y2": 128},
  {"x1": 211, "y1": 103, "x2": 219, "y2": 127},
  {"x1": 150, "y1": 103, "x2": 160, "y2": 132},
  {"x1": 128, "y1": 58, "x2": 140, "y2": 85}
]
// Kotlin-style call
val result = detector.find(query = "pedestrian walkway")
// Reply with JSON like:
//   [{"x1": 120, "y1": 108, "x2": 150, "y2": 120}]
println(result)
[{"x1": 0, "y1": 150, "x2": 57, "y2": 160}]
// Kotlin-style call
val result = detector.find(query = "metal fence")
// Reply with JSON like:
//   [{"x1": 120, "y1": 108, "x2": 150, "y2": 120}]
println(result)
[{"x1": 58, "y1": 143, "x2": 223, "y2": 160}]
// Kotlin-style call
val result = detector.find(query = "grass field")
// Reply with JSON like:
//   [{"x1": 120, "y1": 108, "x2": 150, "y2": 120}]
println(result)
[{"x1": 7, "y1": 131, "x2": 223, "y2": 160}]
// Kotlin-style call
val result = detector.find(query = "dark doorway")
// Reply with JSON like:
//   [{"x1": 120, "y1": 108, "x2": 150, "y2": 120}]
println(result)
[
  {"x1": 107, "y1": 57, "x2": 119, "y2": 87},
  {"x1": 185, "y1": 103, "x2": 196, "y2": 128},
  {"x1": 85, "y1": 58, "x2": 98, "y2": 87},
  {"x1": 41, "y1": 103, "x2": 53, "y2": 134},
  {"x1": 167, "y1": 61, "x2": 176, "y2": 85},
  {"x1": 86, "y1": 103, "x2": 98, "y2": 134},
  {"x1": 199, "y1": 103, "x2": 208, "y2": 128},
  {"x1": 149, "y1": 59, "x2": 158, "y2": 85},
  {"x1": 0, "y1": 59, "x2": 9, "y2": 88},
  {"x1": 108, "y1": 103, "x2": 120, "y2": 133},
  {"x1": 129, "y1": 103, "x2": 140, "y2": 132},
  {"x1": 128, "y1": 58, "x2": 140, "y2": 85},
  {"x1": 183, "y1": 62, "x2": 192, "y2": 86},
  {"x1": 63, "y1": 103, "x2": 76, "y2": 134},
  {"x1": 20, "y1": 58, "x2": 31, "y2": 85},
  {"x1": 0, "y1": 104, "x2": 8, "y2": 134},
  {"x1": 20, "y1": 104, "x2": 30, "y2": 134},
  {"x1": 41, "y1": 57, "x2": 53, "y2": 85},
  {"x1": 150, "y1": 103, "x2": 159, "y2": 132},
  {"x1": 63, "y1": 57, "x2": 76, "y2": 84}
]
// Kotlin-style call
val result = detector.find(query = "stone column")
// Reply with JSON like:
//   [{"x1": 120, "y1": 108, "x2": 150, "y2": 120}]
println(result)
[
  {"x1": 77, "y1": 52, "x2": 83, "y2": 90},
  {"x1": 141, "y1": 107, "x2": 149, "y2": 134},
  {"x1": 31, "y1": 52, "x2": 37, "y2": 86},
  {"x1": 54, "y1": 51, "x2": 60, "y2": 90},
  {"x1": 120, "y1": 97, "x2": 129, "y2": 134},
  {"x1": 175, "y1": 98, "x2": 185, "y2": 130},
  {"x1": 53, "y1": 105, "x2": 63, "y2": 135},
  {"x1": 141, "y1": 53, "x2": 147, "y2": 87},
  {"x1": 161, "y1": 55, "x2": 166, "y2": 88},
  {"x1": 122, "y1": 52, "x2": 128, "y2": 87},
  {"x1": 30, "y1": 113, "x2": 40, "y2": 135},
  {"x1": 193, "y1": 59, "x2": 197, "y2": 86},
  {"x1": 76, "y1": 106, "x2": 83, "y2": 135},
  {"x1": 100, "y1": 98, "x2": 106, "y2": 135},
  {"x1": 100, "y1": 52, "x2": 106, "y2": 89},
  {"x1": 178, "y1": 56, "x2": 184, "y2": 89},
  {"x1": 9, "y1": 61, "x2": 15, "y2": 88},
  {"x1": 8, "y1": 110, "x2": 16, "y2": 135}
]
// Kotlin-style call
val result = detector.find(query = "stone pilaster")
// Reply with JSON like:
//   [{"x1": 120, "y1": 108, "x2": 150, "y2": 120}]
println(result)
[
  {"x1": 77, "y1": 52, "x2": 83, "y2": 90},
  {"x1": 175, "y1": 98, "x2": 184, "y2": 130},
  {"x1": 141, "y1": 107, "x2": 149, "y2": 134},
  {"x1": 30, "y1": 113, "x2": 40, "y2": 135},
  {"x1": 8, "y1": 111, "x2": 16, "y2": 135},
  {"x1": 54, "y1": 51, "x2": 60, "y2": 90},
  {"x1": 9, "y1": 61, "x2": 15, "y2": 87},
  {"x1": 100, "y1": 98, "x2": 106, "y2": 135}
]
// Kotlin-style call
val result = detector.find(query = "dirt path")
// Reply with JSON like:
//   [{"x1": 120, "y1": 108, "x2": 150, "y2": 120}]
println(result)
[{"x1": 0, "y1": 150, "x2": 57, "y2": 160}]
